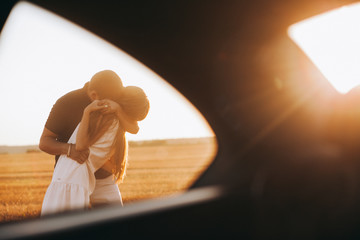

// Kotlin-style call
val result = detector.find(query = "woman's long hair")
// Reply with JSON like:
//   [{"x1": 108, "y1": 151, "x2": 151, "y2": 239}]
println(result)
[
  {"x1": 87, "y1": 82, "x2": 149, "y2": 183},
  {"x1": 87, "y1": 111, "x2": 128, "y2": 183}
]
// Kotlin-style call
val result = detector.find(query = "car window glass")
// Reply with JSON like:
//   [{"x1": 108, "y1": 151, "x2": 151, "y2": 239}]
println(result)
[
  {"x1": 288, "y1": 2, "x2": 360, "y2": 94},
  {"x1": 0, "y1": 2, "x2": 217, "y2": 222}
]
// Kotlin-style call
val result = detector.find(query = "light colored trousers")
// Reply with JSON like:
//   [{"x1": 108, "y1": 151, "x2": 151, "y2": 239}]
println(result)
[{"x1": 90, "y1": 175, "x2": 123, "y2": 207}]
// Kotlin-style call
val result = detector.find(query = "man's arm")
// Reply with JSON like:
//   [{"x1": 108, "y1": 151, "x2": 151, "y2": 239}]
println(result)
[
  {"x1": 39, "y1": 128, "x2": 69, "y2": 155},
  {"x1": 39, "y1": 127, "x2": 89, "y2": 164}
]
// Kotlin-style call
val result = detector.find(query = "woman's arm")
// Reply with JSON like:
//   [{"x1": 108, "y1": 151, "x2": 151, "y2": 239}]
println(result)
[
  {"x1": 102, "y1": 99, "x2": 139, "y2": 134},
  {"x1": 76, "y1": 100, "x2": 107, "y2": 151},
  {"x1": 86, "y1": 117, "x2": 119, "y2": 172},
  {"x1": 116, "y1": 105, "x2": 139, "y2": 134}
]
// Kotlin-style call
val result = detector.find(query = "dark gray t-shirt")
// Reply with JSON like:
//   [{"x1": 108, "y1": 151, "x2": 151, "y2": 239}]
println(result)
[
  {"x1": 45, "y1": 83, "x2": 111, "y2": 178},
  {"x1": 45, "y1": 84, "x2": 91, "y2": 162}
]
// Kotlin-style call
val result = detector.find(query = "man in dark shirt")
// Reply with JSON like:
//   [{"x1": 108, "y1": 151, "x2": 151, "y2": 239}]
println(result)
[
  {"x1": 39, "y1": 70, "x2": 139, "y2": 206},
  {"x1": 39, "y1": 84, "x2": 91, "y2": 167},
  {"x1": 42, "y1": 83, "x2": 91, "y2": 165}
]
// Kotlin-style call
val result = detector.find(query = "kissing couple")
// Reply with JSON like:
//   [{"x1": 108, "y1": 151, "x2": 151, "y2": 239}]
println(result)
[{"x1": 40, "y1": 70, "x2": 149, "y2": 215}]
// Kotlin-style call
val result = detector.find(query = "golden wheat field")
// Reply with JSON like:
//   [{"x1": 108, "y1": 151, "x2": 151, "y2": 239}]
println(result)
[{"x1": 0, "y1": 138, "x2": 216, "y2": 223}]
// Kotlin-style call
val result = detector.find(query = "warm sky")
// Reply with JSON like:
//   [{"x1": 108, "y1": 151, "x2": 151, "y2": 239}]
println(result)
[
  {"x1": 288, "y1": 2, "x2": 360, "y2": 94},
  {"x1": 0, "y1": 2, "x2": 214, "y2": 146}
]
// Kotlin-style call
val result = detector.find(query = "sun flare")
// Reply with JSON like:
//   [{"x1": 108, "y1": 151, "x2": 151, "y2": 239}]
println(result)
[{"x1": 288, "y1": 3, "x2": 360, "y2": 94}]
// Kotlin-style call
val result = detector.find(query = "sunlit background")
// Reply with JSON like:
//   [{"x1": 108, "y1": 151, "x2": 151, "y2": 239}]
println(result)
[
  {"x1": 0, "y1": 2, "x2": 214, "y2": 146},
  {"x1": 288, "y1": 2, "x2": 360, "y2": 94}
]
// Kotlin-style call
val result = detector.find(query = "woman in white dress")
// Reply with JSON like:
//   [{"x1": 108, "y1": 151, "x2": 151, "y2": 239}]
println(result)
[{"x1": 41, "y1": 81, "x2": 150, "y2": 216}]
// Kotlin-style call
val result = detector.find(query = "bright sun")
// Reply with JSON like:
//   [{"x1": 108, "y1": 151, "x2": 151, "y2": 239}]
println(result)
[{"x1": 288, "y1": 2, "x2": 360, "y2": 94}]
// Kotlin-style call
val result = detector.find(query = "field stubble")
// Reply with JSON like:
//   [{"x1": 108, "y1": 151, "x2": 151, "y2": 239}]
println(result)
[{"x1": 0, "y1": 139, "x2": 216, "y2": 222}]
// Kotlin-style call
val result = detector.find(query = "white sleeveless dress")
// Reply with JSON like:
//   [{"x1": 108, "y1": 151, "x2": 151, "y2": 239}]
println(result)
[{"x1": 41, "y1": 120, "x2": 119, "y2": 216}]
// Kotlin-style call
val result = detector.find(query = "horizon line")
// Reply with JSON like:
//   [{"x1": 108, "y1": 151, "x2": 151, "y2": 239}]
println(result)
[{"x1": 0, "y1": 136, "x2": 216, "y2": 147}]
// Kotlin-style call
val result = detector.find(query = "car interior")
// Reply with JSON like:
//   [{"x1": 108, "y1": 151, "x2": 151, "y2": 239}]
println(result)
[{"x1": 1, "y1": 0, "x2": 360, "y2": 239}]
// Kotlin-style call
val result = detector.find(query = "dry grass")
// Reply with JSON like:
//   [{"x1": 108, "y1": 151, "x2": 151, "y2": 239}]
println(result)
[{"x1": 0, "y1": 139, "x2": 216, "y2": 222}]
